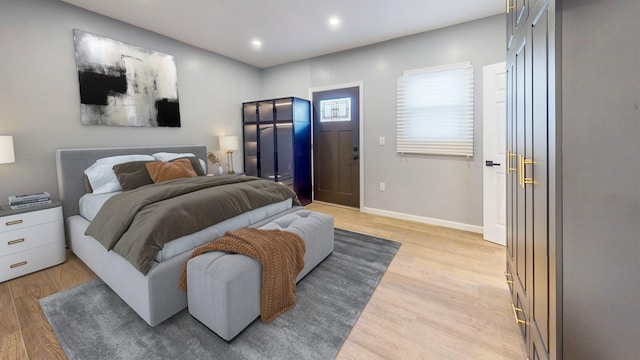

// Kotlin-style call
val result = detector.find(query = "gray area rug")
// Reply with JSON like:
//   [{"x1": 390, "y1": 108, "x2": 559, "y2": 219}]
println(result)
[{"x1": 40, "y1": 229, "x2": 400, "y2": 360}]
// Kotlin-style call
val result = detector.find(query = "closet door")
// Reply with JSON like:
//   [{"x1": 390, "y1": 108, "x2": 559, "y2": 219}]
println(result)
[
  {"x1": 514, "y1": 34, "x2": 533, "y2": 347},
  {"x1": 259, "y1": 124, "x2": 276, "y2": 180},
  {"x1": 530, "y1": 6, "x2": 551, "y2": 359},
  {"x1": 506, "y1": 2, "x2": 555, "y2": 359},
  {"x1": 506, "y1": 61, "x2": 516, "y2": 288}
]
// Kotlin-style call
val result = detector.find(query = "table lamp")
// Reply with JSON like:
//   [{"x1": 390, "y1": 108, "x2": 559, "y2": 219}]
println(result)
[
  {"x1": 220, "y1": 135, "x2": 240, "y2": 174},
  {"x1": 0, "y1": 136, "x2": 15, "y2": 164}
]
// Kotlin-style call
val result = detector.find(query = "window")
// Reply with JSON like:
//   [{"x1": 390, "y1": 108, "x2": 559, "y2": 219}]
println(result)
[
  {"x1": 396, "y1": 62, "x2": 474, "y2": 156},
  {"x1": 320, "y1": 98, "x2": 351, "y2": 122}
]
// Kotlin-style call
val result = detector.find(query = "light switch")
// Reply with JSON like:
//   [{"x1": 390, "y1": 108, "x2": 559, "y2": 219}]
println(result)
[{"x1": 379, "y1": 136, "x2": 385, "y2": 146}]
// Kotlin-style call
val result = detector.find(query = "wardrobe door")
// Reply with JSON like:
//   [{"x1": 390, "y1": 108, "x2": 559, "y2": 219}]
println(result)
[
  {"x1": 259, "y1": 124, "x2": 275, "y2": 180},
  {"x1": 516, "y1": 34, "x2": 533, "y2": 348},
  {"x1": 506, "y1": 1, "x2": 556, "y2": 359},
  {"x1": 530, "y1": 6, "x2": 551, "y2": 359},
  {"x1": 506, "y1": 61, "x2": 517, "y2": 267},
  {"x1": 243, "y1": 123, "x2": 258, "y2": 176}
]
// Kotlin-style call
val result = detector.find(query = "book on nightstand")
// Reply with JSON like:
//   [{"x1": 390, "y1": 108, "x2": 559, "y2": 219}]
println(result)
[
  {"x1": 10, "y1": 200, "x2": 52, "y2": 210},
  {"x1": 9, "y1": 192, "x2": 52, "y2": 210},
  {"x1": 9, "y1": 192, "x2": 50, "y2": 202}
]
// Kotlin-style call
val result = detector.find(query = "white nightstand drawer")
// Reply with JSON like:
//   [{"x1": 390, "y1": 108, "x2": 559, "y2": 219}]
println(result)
[
  {"x1": 0, "y1": 242, "x2": 66, "y2": 282},
  {"x1": 0, "y1": 220, "x2": 64, "y2": 255},
  {"x1": 0, "y1": 206, "x2": 63, "y2": 232}
]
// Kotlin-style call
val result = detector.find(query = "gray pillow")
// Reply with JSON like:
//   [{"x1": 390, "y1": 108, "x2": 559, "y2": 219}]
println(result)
[
  {"x1": 170, "y1": 156, "x2": 205, "y2": 176},
  {"x1": 113, "y1": 161, "x2": 154, "y2": 191}
]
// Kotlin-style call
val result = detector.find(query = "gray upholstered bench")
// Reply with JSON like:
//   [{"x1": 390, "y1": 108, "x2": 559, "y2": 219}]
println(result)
[{"x1": 186, "y1": 210, "x2": 334, "y2": 341}]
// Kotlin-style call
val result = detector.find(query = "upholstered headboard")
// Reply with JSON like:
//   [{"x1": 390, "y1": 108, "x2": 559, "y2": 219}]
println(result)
[{"x1": 55, "y1": 145, "x2": 207, "y2": 219}]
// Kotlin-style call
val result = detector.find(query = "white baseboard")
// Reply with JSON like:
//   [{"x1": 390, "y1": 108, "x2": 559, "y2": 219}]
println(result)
[{"x1": 361, "y1": 207, "x2": 483, "y2": 234}]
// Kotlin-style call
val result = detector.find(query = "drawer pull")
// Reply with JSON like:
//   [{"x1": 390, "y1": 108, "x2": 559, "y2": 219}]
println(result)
[
  {"x1": 10, "y1": 261, "x2": 27, "y2": 269},
  {"x1": 8, "y1": 238, "x2": 25, "y2": 245},
  {"x1": 6, "y1": 219, "x2": 23, "y2": 226}
]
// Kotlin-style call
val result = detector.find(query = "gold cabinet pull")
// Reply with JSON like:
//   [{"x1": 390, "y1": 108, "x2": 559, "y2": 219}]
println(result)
[
  {"x1": 10, "y1": 261, "x2": 27, "y2": 269},
  {"x1": 519, "y1": 155, "x2": 534, "y2": 188},
  {"x1": 507, "y1": 152, "x2": 517, "y2": 173},
  {"x1": 6, "y1": 219, "x2": 23, "y2": 226},
  {"x1": 506, "y1": 0, "x2": 515, "y2": 13},
  {"x1": 8, "y1": 238, "x2": 25, "y2": 245},
  {"x1": 523, "y1": 157, "x2": 533, "y2": 187},
  {"x1": 505, "y1": 272, "x2": 514, "y2": 284},
  {"x1": 512, "y1": 304, "x2": 526, "y2": 325},
  {"x1": 518, "y1": 155, "x2": 524, "y2": 187}
]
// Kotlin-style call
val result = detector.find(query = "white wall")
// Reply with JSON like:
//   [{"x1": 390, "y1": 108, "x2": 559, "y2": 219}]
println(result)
[
  {"x1": 262, "y1": 15, "x2": 505, "y2": 229},
  {"x1": 0, "y1": 0, "x2": 261, "y2": 202}
]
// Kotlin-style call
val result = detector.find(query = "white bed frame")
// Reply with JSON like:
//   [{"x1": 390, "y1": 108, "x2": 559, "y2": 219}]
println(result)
[{"x1": 55, "y1": 145, "x2": 299, "y2": 326}]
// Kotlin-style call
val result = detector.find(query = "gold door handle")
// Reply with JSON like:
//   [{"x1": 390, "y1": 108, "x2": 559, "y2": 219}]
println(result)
[
  {"x1": 506, "y1": 0, "x2": 515, "y2": 13},
  {"x1": 507, "y1": 152, "x2": 517, "y2": 173}
]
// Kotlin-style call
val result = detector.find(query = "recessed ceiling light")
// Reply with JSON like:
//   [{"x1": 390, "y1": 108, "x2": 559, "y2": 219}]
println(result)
[
  {"x1": 328, "y1": 16, "x2": 341, "y2": 29},
  {"x1": 251, "y1": 39, "x2": 262, "y2": 50}
]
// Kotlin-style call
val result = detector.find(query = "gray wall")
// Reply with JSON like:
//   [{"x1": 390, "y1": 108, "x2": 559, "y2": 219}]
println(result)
[
  {"x1": 0, "y1": 0, "x2": 261, "y2": 202},
  {"x1": 0, "y1": 0, "x2": 504, "y2": 231},
  {"x1": 561, "y1": 0, "x2": 640, "y2": 358},
  {"x1": 263, "y1": 15, "x2": 505, "y2": 228}
]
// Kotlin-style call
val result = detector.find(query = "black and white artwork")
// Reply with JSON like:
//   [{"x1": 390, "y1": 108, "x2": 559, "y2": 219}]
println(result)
[{"x1": 73, "y1": 29, "x2": 181, "y2": 127}]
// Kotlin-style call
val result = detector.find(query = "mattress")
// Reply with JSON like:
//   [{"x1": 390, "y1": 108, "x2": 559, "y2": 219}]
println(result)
[{"x1": 78, "y1": 192, "x2": 294, "y2": 263}]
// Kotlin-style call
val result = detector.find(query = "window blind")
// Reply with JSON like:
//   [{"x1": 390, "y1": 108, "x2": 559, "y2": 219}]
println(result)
[{"x1": 396, "y1": 62, "x2": 474, "y2": 156}]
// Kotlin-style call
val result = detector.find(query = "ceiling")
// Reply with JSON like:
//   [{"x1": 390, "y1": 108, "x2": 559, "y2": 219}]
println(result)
[{"x1": 60, "y1": 0, "x2": 504, "y2": 69}]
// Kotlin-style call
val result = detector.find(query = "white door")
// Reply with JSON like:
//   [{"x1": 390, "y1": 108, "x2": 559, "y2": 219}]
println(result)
[{"x1": 483, "y1": 62, "x2": 507, "y2": 246}]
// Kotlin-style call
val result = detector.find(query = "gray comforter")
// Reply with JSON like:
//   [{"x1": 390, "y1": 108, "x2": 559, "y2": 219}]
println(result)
[{"x1": 85, "y1": 175, "x2": 299, "y2": 274}]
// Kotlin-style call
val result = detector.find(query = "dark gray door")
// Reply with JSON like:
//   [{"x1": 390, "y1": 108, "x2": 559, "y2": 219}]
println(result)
[{"x1": 312, "y1": 86, "x2": 360, "y2": 208}]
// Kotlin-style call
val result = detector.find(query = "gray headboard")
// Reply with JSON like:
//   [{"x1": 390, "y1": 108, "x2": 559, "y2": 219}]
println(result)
[{"x1": 56, "y1": 145, "x2": 207, "y2": 219}]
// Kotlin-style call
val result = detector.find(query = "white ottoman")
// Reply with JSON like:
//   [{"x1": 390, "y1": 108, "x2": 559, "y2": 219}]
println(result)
[{"x1": 186, "y1": 210, "x2": 334, "y2": 341}]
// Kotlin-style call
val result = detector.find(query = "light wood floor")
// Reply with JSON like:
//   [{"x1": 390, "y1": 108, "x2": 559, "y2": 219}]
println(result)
[{"x1": 1, "y1": 203, "x2": 526, "y2": 359}]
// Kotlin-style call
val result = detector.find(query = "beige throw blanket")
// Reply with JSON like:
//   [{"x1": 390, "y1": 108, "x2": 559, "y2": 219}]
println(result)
[{"x1": 179, "y1": 228, "x2": 306, "y2": 323}]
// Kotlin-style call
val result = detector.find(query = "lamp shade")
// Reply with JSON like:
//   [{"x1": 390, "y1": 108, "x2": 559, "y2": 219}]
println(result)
[
  {"x1": 0, "y1": 136, "x2": 15, "y2": 164},
  {"x1": 220, "y1": 135, "x2": 240, "y2": 151}
]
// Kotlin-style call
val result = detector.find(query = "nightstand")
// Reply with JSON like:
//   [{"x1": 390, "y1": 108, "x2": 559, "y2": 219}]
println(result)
[{"x1": 0, "y1": 200, "x2": 66, "y2": 282}]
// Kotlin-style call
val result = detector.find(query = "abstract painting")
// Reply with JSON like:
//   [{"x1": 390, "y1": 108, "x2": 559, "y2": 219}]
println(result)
[{"x1": 73, "y1": 29, "x2": 181, "y2": 127}]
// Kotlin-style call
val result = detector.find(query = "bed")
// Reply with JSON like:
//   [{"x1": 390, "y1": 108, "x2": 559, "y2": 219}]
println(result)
[{"x1": 55, "y1": 145, "x2": 303, "y2": 326}]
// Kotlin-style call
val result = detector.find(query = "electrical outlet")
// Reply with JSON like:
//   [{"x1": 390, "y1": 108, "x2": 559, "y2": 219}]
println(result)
[{"x1": 379, "y1": 182, "x2": 386, "y2": 191}]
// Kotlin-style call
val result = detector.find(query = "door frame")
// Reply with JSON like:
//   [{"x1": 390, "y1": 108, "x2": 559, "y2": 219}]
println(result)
[{"x1": 308, "y1": 81, "x2": 364, "y2": 209}]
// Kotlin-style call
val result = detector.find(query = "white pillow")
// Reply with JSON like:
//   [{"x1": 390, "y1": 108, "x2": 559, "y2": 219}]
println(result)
[
  {"x1": 84, "y1": 154, "x2": 155, "y2": 194},
  {"x1": 152, "y1": 152, "x2": 206, "y2": 173}
]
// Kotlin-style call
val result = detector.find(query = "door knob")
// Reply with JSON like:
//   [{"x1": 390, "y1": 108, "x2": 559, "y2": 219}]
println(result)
[{"x1": 353, "y1": 146, "x2": 359, "y2": 160}]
